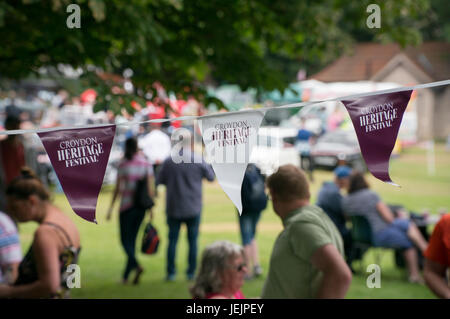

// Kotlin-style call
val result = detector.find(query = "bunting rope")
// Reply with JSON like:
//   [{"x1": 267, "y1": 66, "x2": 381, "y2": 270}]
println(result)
[
  {"x1": 11, "y1": 78, "x2": 449, "y2": 223},
  {"x1": 1, "y1": 79, "x2": 449, "y2": 136}
]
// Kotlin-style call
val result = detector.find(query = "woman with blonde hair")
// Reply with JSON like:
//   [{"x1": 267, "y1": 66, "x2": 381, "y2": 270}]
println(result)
[{"x1": 190, "y1": 240, "x2": 247, "y2": 299}]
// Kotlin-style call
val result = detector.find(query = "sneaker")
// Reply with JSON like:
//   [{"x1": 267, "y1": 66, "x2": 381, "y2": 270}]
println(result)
[
  {"x1": 165, "y1": 274, "x2": 176, "y2": 282},
  {"x1": 253, "y1": 265, "x2": 263, "y2": 277},
  {"x1": 133, "y1": 267, "x2": 144, "y2": 285}
]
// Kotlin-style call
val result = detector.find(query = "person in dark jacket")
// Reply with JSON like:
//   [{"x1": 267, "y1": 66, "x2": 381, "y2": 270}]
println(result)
[
  {"x1": 156, "y1": 133, "x2": 215, "y2": 281},
  {"x1": 238, "y1": 163, "x2": 268, "y2": 279},
  {"x1": 316, "y1": 166, "x2": 354, "y2": 268}
]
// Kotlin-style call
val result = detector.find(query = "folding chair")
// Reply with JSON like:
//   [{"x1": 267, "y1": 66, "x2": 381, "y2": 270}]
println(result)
[{"x1": 350, "y1": 215, "x2": 386, "y2": 272}]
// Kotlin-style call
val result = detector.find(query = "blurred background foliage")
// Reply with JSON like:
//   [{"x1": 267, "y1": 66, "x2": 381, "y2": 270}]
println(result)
[{"x1": 0, "y1": 0, "x2": 448, "y2": 114}]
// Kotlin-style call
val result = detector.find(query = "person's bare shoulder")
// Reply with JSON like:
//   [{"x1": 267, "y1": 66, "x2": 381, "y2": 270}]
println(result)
[{"x1": 209, "y1": 295, "x2": 227, "y2": 299}]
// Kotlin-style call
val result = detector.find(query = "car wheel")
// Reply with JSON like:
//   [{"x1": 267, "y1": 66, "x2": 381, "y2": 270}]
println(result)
[{"x1": 301, "y1": 156, "x2": 311, "y2": 171}]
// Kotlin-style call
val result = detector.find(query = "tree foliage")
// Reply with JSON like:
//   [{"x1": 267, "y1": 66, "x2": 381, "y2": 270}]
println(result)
[{"x1": 0, "y1": 0, "x2": 443, "y2": 114}]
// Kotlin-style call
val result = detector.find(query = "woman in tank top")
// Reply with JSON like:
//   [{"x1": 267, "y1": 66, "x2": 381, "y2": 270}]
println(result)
[{"x1": 0, "y1": 167, "x2": 80, "y2": 298}]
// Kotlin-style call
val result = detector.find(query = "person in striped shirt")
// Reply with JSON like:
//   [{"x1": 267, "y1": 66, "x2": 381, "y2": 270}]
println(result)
[
  {"x1": 0, "y1": 211, "x2": 22, "y2": 284},
  {"x1": 107, "y1": 138, "x2": 154, "y2": 285}
]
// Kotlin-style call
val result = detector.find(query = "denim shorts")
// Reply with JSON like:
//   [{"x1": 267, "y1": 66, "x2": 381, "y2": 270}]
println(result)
[
  {"x1": 238, "y1": 210, "x2": 262, "y2": 246},
  {"x1": 374, "y1": 219, "x2": 414, "y2": 249}
]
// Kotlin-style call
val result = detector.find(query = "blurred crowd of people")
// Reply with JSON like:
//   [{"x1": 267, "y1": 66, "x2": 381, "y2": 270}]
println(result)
[
  {"x1": 0, "y1": 89, "x2": 448, "y2": 299},
  {"x1": 1, "y1": 141, "x2": 448, "y2": 298}
]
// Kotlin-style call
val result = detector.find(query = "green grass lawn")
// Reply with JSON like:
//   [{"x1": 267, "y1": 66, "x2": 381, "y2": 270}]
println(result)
[{"x1": 16, "y1": 144, "x2": 450, "y2": 298}]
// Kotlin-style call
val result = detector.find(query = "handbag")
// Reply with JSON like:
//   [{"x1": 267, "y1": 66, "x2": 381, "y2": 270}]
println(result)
[
  {"x1": 141, "y1": 221, "x2": 160, "y2": 255},
  {"x1": 134, "y1": 175, "x2": 154, "y2": 210}
]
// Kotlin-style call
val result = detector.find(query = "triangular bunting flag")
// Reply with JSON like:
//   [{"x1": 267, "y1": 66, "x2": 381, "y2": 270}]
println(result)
[
  {"x1": 341, "y1": 90, "x2": 413, "y2": 185},
  {"x1": 200, "y1": 111, "x2": 265, "y2": 214},
  {"x1": 38, "y1": 125, "x2": 116, "y2": 223}
]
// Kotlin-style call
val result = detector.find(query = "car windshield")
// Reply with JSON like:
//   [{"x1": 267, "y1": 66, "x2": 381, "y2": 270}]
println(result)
[
  {"x1": 257, "y1": 135, "x2": 281, "y2": 147},
  {"x1": 320, "y1": 132, "x2": 357, "y2": 145},
  {"x1": 257, "y1": 135, "x2": 295, "y2": 147}
]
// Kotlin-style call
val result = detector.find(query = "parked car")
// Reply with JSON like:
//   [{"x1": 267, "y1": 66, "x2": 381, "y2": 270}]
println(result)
[
  {"x1": 310, "y1": 130, "x2": 366, "y2": 171},
  {"x1": 250, "y1": 126, "x2": 300, "y2": 176},
  {"x1": 287, "y1": 101, "x2": 340, "y2": 136}
]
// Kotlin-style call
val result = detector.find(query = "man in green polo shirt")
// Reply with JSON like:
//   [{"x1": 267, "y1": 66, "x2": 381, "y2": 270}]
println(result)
[{"x1": 261, "y1": 164, "x2": 352, "y2": 299}]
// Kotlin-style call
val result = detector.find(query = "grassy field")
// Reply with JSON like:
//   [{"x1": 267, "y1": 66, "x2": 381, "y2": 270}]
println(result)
[{"x1": 16, "y1": 143, "x2": 450, "y2": 299}]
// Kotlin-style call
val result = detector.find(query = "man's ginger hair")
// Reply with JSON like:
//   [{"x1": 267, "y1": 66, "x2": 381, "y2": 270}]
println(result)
[{"x1": 266, "y1": 164, "x2": 310, "y2": 201}]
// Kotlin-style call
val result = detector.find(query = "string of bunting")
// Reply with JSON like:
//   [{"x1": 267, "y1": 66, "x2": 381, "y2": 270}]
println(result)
[
  {"x1": 2, "y1": 79, "x2": 449, "y2": 223},
  {"x1": 1, "y1": 79, "x2": 448, "y2": 136}
]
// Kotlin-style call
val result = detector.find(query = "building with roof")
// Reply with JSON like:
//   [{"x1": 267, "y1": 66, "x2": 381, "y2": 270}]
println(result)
[{"x1": 310, "y1": 42, "x2": 450, "y2": 140}]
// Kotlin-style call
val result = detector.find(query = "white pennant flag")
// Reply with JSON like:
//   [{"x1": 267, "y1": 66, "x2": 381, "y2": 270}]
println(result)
[{"x1": 200, "y1": 110, "x2": 265, "y2": 214}]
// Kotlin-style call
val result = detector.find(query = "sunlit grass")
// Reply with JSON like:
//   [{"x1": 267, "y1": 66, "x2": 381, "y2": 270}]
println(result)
[{"x1": 16, "y1": 144, "x2": 450, "y2": 298}]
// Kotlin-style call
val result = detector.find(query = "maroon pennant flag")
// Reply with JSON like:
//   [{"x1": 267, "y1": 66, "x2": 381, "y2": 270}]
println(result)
[
  {"x1": 341, "y1": 90, "x2": 413, "y2": 185},
  {"x1": 38, "y1": 125, "x2": 116, "y2": 223}
]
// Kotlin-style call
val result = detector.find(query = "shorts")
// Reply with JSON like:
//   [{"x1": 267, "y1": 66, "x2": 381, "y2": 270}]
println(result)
[
  {"x1": 374, "y1": 219, "x2": 414, "y2": 249},
  {"x1": 238, "y1": 210, "x2": 262, "y2": 246}
]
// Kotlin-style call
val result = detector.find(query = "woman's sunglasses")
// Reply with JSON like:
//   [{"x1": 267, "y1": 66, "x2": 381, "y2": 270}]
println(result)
[{"x1": 235, "y1": 263, "x2": 247, "y2": 272}]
